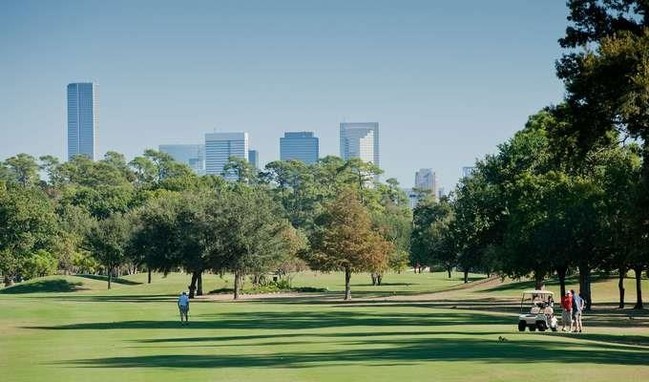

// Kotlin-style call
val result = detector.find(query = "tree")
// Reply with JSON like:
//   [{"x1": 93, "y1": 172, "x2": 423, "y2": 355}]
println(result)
[
  {"x1": 557, "y1": 1, "x2": 649, "y2": 307},
  {"x1": 212, "y1": 185, "x2": 297, "y2": 299},
  {"x1": 262, "y1": 159, "x2": 322, "y2": 230},
  {"x1": 3, "y1": 153, "x2": 40, "y2": 187},
  {"x1": 128, "y1": 191, "x2": 184, "y2": 283},
  {"x1": 410, "y1": 197, "x2": 455, "y2": 276},
  {"x1": 83, "y1": 213, "x2": 132, "y2": 289},
  {"x1": 0, "y1": 185, "x2": 57, "y2": 286},
  {"x1": 223, "y1": 156, "x2": 259, "y2": 184},
  {"x1": 306, "y1": 188, "x2": 392, "y2": 300}
]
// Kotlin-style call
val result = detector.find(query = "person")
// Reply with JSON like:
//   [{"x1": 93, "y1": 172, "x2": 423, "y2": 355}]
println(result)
[
  {"x1": 560, "y1": 291, "x2": 573, "y2": 332},
  {"x1": 178, "y1": 291, "x2": 190, "y2": 325},
  {"x1": 571, "y1": 289, "x2": 584, "y2": 332}
]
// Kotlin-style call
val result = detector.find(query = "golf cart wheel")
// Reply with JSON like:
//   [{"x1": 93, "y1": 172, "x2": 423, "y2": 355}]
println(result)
[
  {"x1": 536, "y1": 321, "x2": 547, "y2": 332},
  {"x1": 551, "y1": 326, "x2": 557, "y2": 332},
  {"x1": 518, "y1": 321, "x2": 526, "y2": 332},
  {"x1": 528, "y1": 325, "x2": 536, "y2": 331}
]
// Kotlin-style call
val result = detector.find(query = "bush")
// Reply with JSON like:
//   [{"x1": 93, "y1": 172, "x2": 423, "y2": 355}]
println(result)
[{"x1": 21, "y1": 250, "x2": 58, "y2": 279}]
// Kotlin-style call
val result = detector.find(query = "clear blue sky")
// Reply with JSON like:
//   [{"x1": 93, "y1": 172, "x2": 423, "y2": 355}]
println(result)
[{"x1": 0, "y1": 0, "x2": 568, "y2": 190}]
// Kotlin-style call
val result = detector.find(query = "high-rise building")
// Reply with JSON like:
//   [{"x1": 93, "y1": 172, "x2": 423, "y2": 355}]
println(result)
[
  {"x1": 205, "y1": 132, "x2": 249, "y2": 178},
  {"x1": 248, "y1": 150, "x2": 259, "y2": 169},
  {"x1": 67, "y1": 82, "x2": 97, "y2": 160},
  {"x1": 340, "y1": 122, "x2": 379, "y2": 167},
  {"x1": 415, "y1": 168, "x2": 438, "y2": 197},
  {"x1": 462, "y1": 166, "x2": 476, "y2": 178},
  {"x1": 280, "y1": 131, "x2": 319, "y2": 164},
  {"x1": 159, "y1": 144, "x2": 205, "y2": 175}
]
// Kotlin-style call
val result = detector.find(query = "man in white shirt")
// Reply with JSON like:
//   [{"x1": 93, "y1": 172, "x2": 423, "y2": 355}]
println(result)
[{"x1": 178, "y1": 291, "x2": 190, "y2": 325}]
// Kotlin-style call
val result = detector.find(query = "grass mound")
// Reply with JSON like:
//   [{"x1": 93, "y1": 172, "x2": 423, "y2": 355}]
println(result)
[{"x1": 0, "y1": 278, "x2": 84, "y2": 294}]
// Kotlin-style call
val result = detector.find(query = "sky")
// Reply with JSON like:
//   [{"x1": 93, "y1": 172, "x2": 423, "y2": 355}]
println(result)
[{"x1": 0, "y1": 0, "x2": 569, "y2": 191}]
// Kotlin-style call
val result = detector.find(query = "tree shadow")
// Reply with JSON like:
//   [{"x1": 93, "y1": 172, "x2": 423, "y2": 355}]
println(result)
[
  {"x1": 62, "y1": 336, "x2": 649, "y2": 369},
  {"x1": 74, "y1": 274, "x2": 142, "y2": 285},
  {"x1": 54, "y1": 294, "x2": 179, "y2": 303},
  {"x1": 26, "y1": 309, "x2": 512, "y2": 332},
  {"x1": 134, "y1": 330, "x2": 506, "y2": 345},
  {"x1": 0, "y1": 279, "x2": 84, "y2": 294}
]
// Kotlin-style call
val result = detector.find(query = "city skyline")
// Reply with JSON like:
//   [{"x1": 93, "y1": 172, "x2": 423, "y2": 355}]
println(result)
[{"x1": 0, "y1": 1, "x2": 567, "y2": 190}]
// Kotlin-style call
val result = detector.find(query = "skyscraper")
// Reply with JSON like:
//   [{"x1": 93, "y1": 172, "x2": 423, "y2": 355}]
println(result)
[
  {"x1": 340, "y1": 122, "x2": 379, "y2": 167},
  {"x1": 67, "y1": 82, "x2": 97, "y2": 160},
  {"x1": 462, "y1": 166, "x2": 476, "y2": 178},
  {"x1": 204, "y1": 132, "x2": 249, "y2": 178},
  {"x1": 415, "y1": 168, "x2": 438, "y2": 196},
  {"x1": 248, "y1": 150, "x2": 259, "y2": 169},
  {"x1": 159, "y1": 144, "x2": 205, "y2": 175},
  {"x1": 280, "y1": 131, "x2": 319, "y2": 164}
]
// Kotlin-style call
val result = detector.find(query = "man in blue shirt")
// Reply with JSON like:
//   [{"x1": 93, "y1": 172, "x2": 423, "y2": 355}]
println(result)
[
  {"x1": 570, "y1": 289, "x2": 584, "y2": 332},
  {"x1": 178, "y1": 291, "x2": 190, "y2": 325}
]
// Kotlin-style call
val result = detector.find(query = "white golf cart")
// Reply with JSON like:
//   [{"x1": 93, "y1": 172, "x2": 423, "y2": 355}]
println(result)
[{"x1": 517, "y1": 290, "x2": 558, "y2": 332}]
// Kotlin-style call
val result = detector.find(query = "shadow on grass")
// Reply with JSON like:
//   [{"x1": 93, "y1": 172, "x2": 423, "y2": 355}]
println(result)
[
  {"x1": 63, "y1": 336, "x2": 649, "y2": 369},
  {"x1": 0, "y1": 279, "x2": 83, "y2": 294},
  {"x1": 134, "y1": 330, "x2": 506, "y2": 345},
  {"x1": 54, "y1": 294, "x2": 177, "y2": 303},
  {"x1": 74, "y1": 274, "x2": 142, "y2": 285},
  {"x1": 27, "y1": 309, "x2": 512, "y2": 332}
]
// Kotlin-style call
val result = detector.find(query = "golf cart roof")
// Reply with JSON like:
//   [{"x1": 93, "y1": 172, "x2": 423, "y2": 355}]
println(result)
[{"x1": 522, "y1": 290, "x2": 554, "y2": 295}]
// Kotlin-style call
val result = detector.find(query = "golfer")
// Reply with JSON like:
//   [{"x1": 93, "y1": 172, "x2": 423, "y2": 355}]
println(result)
[
  {"x1": 178, "y1": 291, "x2": 190, "y2": 325},
  {"x1": 561, "y1": 291, "x2": 573, "y2": 332}
]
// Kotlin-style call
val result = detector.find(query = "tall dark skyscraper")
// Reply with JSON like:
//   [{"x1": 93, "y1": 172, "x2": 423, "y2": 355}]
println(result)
[
  {"x1": 67, "y1": 83, "x2": 97, "y2": 160},
  {"x1": 280, "y1": 131, "x2": 319, "y2": 164}
]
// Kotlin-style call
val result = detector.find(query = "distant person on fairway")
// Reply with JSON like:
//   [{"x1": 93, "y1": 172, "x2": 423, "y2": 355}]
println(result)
[
  {"x1": 561, "y1": 291, "x2": 573, "y2": 332},
  {"x1": 178, "y1": 291, "x2": 190, "y2": 325}
]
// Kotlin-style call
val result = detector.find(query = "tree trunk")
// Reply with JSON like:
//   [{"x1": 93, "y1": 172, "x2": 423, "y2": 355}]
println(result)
[
  {"x1": 3, "y1": 275, "x2": 14, "y2": 287},
  {"x1": 377, "y1": 273, "x2": 382, "y2": 286},
  {"x1": 534, "y1": 272, "x2": 544, "y2": 290},
  {"x1": 197, "y1": 272, "x2": 203, "y2": 296},
  {"x1": 463, "y1": 269, "x2": 469, "y2": 284},
  {"x1": 618, "y1": 266, "x2": 626, "y2": 309},
  {"x1": 234, "y1": 271, "x2": 242, "y2": 300},
  {"x1": 107, "y1": 267, "x2": 112, "y2": 290},
  {"x1": 633, "y1": 265, "x2": 644, "y2": 310},
  {"x1": 147, "y1": 268, "x2": 152, "y2": 284},
  {"x1": 344, "y1": 267, "x2": 352, "y2": 300},
  {"x1": 578, "y1": 263, "x2": 592, "y2": 311},
  {"x1": 188, "y1": 272, "x2": 198, "y2": 298},
  {"x1": 447, "y1": 266, "x2": 452, "y2": 279},
  {"x1": 557, "y1": 265, "x2": 567, "y2": 297},
  {"x1": 371, "y1": 273, "x2": 377, "y2": 286}
]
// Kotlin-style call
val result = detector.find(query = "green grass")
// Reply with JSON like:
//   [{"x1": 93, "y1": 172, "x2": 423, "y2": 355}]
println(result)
[{"x1": 1, "y1": 271, "x2": 648, "y2": 381}]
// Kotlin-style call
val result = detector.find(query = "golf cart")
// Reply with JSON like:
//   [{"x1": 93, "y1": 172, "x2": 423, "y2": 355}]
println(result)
[{"x1": 517, "y1": 290, "x2": 558, "y2": 332}]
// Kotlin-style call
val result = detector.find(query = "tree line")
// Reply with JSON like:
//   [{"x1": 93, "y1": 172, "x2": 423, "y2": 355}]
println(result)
[
  {"x1": 0, "y1": 151, "x2": 410, "y2": 300},
  {"x1": 410, "y1": 0, "x2": 649, "y2": 310}
]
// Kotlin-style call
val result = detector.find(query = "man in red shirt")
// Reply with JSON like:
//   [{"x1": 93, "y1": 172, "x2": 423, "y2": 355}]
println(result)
[{"x1": 561, "y1": 291, "x2": 573, "y2": 332}]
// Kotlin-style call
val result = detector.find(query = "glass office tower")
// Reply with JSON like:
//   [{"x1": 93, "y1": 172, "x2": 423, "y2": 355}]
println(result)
[
  {"x1": 204, "y1": 132, "x2": 249, "y2": 179},
  {"x1": 159, "y1": 144, "x2": 205, "y2": 175},
  {"x1": 339, "y1": 122, "x2": 379, "y2": 167},
  {"x1": 67, "y1": 83, "x2": 97, "y2": 160},
  {"x1": 280, "y1": 131, "x2": 319, "y2": 164}
]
